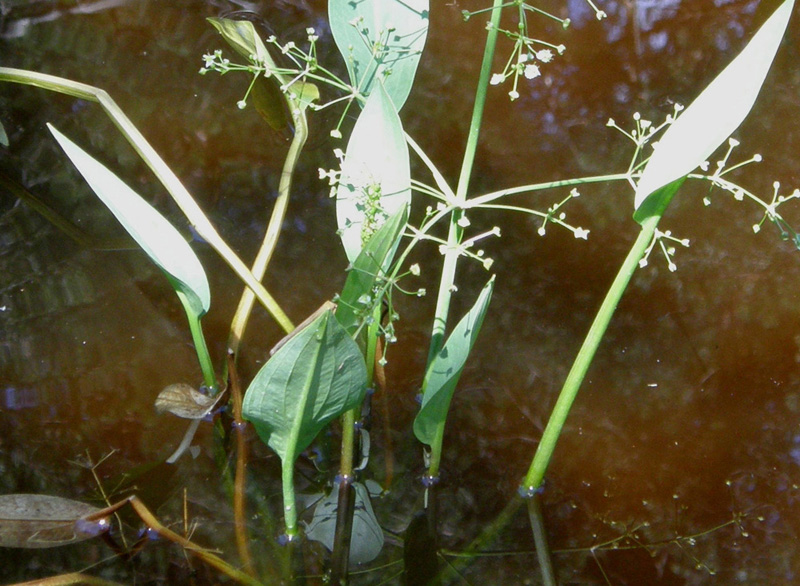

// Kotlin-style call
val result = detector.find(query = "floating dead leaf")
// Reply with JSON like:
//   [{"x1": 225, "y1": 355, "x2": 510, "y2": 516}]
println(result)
[
  {"x1": 0, "y1": 494, "x2": 109, "y2": 549},
  {"x1": 155, "y1": 383, "x2": 223, "y2": 419}
]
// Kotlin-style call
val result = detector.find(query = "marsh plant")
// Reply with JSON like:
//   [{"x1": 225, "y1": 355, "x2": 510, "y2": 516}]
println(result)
[{"x1": 0, "y1": 0, "x2": 797, "y2": 583}]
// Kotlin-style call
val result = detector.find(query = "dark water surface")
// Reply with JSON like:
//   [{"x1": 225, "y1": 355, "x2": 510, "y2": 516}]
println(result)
[{"x1": 1, "y1": 0, "x2": 800, "y2": 583}]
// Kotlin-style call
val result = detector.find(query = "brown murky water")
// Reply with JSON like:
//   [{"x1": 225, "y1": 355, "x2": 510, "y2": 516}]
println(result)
[{"x1": 1, "y1": 0, "x2": 799, "y2": 584}]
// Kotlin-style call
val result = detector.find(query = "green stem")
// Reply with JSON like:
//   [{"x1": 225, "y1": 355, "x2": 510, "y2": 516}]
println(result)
[
  {"x1": 282, "y1": 458, "x2": 298, "y2": 537},
  {"x1": 175, "y1": 291, "x2": 217, "y2": 391},
  {"x1": 521, "y1": 213, "x2": 660, "y2": 491},
  {"x1": 425, "y1": 0, "x2": 503, "y2": 366},
  {"x1": 227, "y1": 80, "x2": 310, "y2": 357}
]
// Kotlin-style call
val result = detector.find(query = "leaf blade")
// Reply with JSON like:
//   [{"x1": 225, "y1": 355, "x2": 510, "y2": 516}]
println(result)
[
  {"x1": 414, "y1": 277, "x2": 495, "y2": 446},
  {"x1": 48, "y1": 124, "x2": 210, "y2": 316},
  {"x1": 336, "y1": 82, "x2": 411, "y2": 263},
  {"x1": 633, "y1": 0, "x2": 794, "y2": 219},
  {"x1": 243, "y1": 308, "x2": 368, "y2": 462},
  {"x1": 329, "y1": 0, "x2": 429, "y2": 110}
]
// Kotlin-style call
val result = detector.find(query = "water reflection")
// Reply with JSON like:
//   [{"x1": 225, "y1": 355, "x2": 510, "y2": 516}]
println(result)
[{"x1": 1, "y1": 0, "x2": 799, "y2": 583}]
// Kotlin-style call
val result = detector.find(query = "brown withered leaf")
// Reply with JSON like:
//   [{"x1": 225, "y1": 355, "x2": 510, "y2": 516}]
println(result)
[
  {"x1": 0, "y1": 494, "x2": 109, "y2": 549},
  {"x1": 155, "y1": 383, "x2": 224, "y2": 419}
]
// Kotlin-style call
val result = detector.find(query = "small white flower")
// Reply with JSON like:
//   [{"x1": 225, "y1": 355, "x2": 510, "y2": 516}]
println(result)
[
  {"x1": 509, "y1": 89, "x2": 520, "y2": 100},
  {"x1": 639, "y1": 258, "x2": 648, "y2": 268},
  {"x1": 574, "y1": 227, "x2": 590, "y2": 240},
  {"x1": 457, "y1": 215, "x2": 471, "y2": 227},
  {"x1": 237, "y1": 100, "x2": 247, "y2": 109},
  {"x1": 754, "y1": 154, "x2": 763, "y2": 162},
  {"x1": 524, "y1": 63, "x2": 541, "y2": 80},
  {"x1": 537, "y1": 226, "x2": 546, "y2": 236},
  {"x1": 409, "y1": 264, "x2": 421, "y2": 276},
  {"x1": 728, "y1": 138, "x2": 740, "y2": 147},
  {"x1": 330, "y1": 129, "x2": 342, "y2": 139},
  {"x1": 668, "y1": 262, "x2": 677, "y2": 272},
  {"x1": 490, "y1": 73, "x2": 505, "y2": 85},
  {"x1": 535, "y1": 49, "x2": 554, "y2": 63},
  {"x1": 752, "y1": 224, "x2": 761, "y2": 233}
]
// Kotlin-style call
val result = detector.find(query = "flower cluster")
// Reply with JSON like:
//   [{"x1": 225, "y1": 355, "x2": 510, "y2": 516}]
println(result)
[
  {"x1": 463, "y1": 1, "x2": 606, "y2": 101},
  {"x1": 639, "y1": 229, "x2": 690, "y2": 272}
]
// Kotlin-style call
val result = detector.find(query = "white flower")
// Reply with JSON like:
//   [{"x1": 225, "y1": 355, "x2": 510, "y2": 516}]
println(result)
[
  {"x1": 330, "y1": 129, "x2": 342, "y2": 139},
  {"x1": 524, "y1": 64, "x2": 541, "y2": 79},
  {"x1": 509, "y1": 89, "x2": 520, "y2": 100},
  {"x1": 409, "y1": 263, "x2": 421, "y2": 276},
  {"x1": 574, "y1": 227, "x2": 590, "y2": 240},
  {"x1": 490, "y1": 73, "x2": 505, "y2": 85},
  {"x1": 535, "y1": 49, "x2": 553, "y2": 63}
]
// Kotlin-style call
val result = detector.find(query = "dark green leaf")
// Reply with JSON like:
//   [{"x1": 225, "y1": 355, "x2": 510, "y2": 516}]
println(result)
[
  {"x1": 336, "y1": 207, "x2": 408, "y2": 335},
  {"x1": 243, "y1": 308, "x2": 367, "y2": 462}
]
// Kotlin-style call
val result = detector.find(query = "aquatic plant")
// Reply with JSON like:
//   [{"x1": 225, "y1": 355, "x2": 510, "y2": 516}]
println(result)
[{"x1": 0, "y1": 0, "x2": 797, "y2": 583}]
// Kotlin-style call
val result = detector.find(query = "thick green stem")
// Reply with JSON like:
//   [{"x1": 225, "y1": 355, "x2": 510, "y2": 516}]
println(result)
[
  {"x1": 522, "y1": 214, "x2": 660, "y2": 491},
  {"x1": 282, "y1": 458, "x2": 298, "y2": 537}
]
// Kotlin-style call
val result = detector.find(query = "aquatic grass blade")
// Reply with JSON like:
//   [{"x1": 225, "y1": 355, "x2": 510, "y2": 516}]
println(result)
[
  {"x1": 328, "y1": 0, "x2": 429, "y2": 110},
  {"x1": 335, "y1": 207, "x2": 408, "y2": 334},
  {"x1": 48, "y1": 124, "x2": 210, "y2": 317},
  {"x1": 336, "y1": 82, "x2": 411, "y2": 263},
  {"x1": 634, "y1": 0, "x2": 794, "y2": 220},
  {"x1": 414, "y1": 276, "x2": 495, "y2": 446},
  {"x1": 242, "y1": 307, "x2": 368, "y2": 461}
]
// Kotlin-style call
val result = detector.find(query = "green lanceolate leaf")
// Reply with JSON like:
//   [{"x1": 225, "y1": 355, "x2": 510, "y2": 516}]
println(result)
[
  {"x1": 633, "y1": 0, "x2": 794, "y2": 222},
  {"x1": 242, "y1": 307, "x2": 368, "y2": 462},
  {"x1": 48, "y1": 124, "x2": 210, "y2": 316},
  {"x1": 336, "y1": 206, "x2": 408, "y2": 335},
  {"x1": 336, "y1": 82, "x2": 411, "y2": 264},
  {"x1": 329, "y1": 0, "x2": 429, "y2": 110},
  {"x1": 0, "y1": 119, "x2": 8, "y2": 147},
  {"x1": 414, "y1": 276, "x2": 495, "y2": 446}
]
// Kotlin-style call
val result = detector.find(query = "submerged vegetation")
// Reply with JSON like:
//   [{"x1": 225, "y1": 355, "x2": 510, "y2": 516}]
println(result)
[{"x1": 0, "y1": 0, "x2": 798, "y2": 583}]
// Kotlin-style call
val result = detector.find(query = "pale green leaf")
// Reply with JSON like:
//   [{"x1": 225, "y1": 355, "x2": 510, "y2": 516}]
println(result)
[
  {"x1": 634, "y1": 0, "x2": 794, "y2": 220},
  {"x1": 243, "y1": 308, "x2": 367, "y2": 462},
  {"x1": 336, "y1": 82, "x2": 410, "y2": 263},
  {"x1": 48, "y1": 124, "x2": 210, "y2": 316},
  {"x1": 414, "y1": 277, "x2": 495, "y2": 445},
  {"x1": 329, "y1": 0, "x2": 429, "y2": 110},
  {"x1": 0, "y1": 119, "x2": 8, "y2": 147}
]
